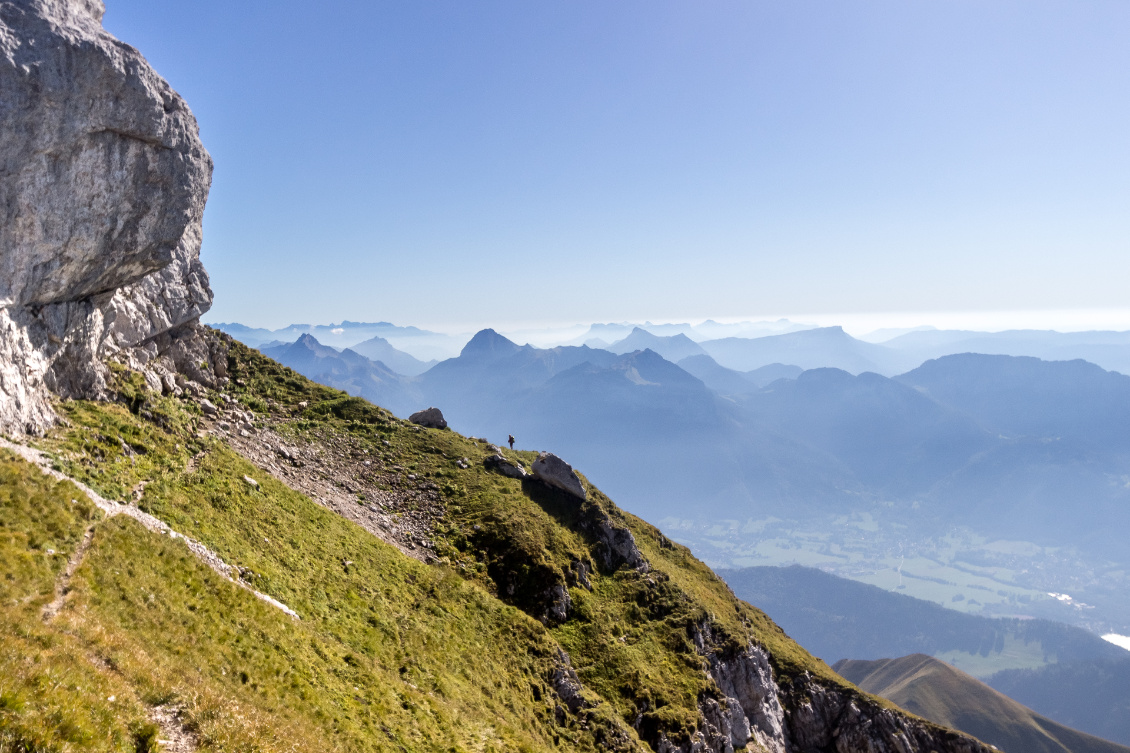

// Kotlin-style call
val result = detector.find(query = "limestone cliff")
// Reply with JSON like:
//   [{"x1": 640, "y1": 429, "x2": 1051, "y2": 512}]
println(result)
[{"x1": 0, "y1": 0, "x2": 218, "y2": 434}]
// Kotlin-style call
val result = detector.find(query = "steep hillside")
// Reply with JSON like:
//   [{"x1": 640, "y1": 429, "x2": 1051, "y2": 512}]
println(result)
[
  {"x1": 835, "y1": 655, "x2": 1130, "y2": 753},
  {"x1": 0, "y1": 333, "x2": 996, "y2": 752}
]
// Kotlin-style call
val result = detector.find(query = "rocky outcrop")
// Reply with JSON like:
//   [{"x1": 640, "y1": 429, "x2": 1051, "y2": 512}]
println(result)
[
  {"x1": 0, "y1": 0, "x2": 216, "y2": 434},
  {"x1": 549, "y1": 648, "x2": 640, "y2": 752},
  {"x1": 588, "y1": 513, "x2": 650, "y2": 573},
  {"x1": 483, "y1": 452, "x2": 528, "y2": 478},
  {"x1": 409, "y1": 406, "x2": 447, "y2": 429},
  {"x1": 672, "y1": 621, "x2": 996, "y2": 753},
  {"x1": 706, "y1": 645, "x2": 787, "y2": 753},
  {"x1": 532, "y1": 452, "x2": 586, "y2": 499}
]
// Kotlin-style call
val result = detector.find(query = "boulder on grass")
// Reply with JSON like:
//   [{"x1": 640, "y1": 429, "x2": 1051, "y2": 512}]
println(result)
[
  {"x1": 484, "y1": 453, "x2": 527, "y2": 479},
  {"x1": 409, "y1": 407, "x2": 447, "y2": 429},
  {"x1": 532, "y1": 453, "x2": 585, "y2": 500}
]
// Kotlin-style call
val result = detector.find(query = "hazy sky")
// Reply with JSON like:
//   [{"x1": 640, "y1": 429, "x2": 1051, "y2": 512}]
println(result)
[{"x1": 104, "y1": 1, "x2": 1130, "y2": 331}]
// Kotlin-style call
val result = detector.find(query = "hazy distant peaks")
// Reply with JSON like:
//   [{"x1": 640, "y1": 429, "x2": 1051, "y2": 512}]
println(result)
[
  {"x1": 218, "y1": 319, "x2": 1130, "y2": 378},
  {"x1": 212, "y1": 321, "x2": 463, "y2": 361},
  {"x1": 350, "y1": 335, "x2": 437, "y2": 376},
  {"x1": 578, "y1": 318, "x2": 816, "y2": 345},
  {"x1": 291, "y1": 333, "x2": 340, "y2": 358},
  {"x1": 607, "y1": 327, "x2": 707, "y2": 362},
  {"x1": 461, "y1": 328, "x2": 524, "y2": 359}
]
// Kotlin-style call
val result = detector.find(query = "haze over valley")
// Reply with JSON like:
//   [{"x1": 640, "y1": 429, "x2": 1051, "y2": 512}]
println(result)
[{"x1": 216, "y1": 317, "x2": 1130, "y2": 639}]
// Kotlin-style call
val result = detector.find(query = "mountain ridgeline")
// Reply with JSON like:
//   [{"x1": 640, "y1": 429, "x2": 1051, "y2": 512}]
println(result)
[
  {"x1": 261, "y1": 328, "x2": 1130, "y2": 564},
  {"x1": 835, "y1": 654, "x2": 1130, "y2": 753}
]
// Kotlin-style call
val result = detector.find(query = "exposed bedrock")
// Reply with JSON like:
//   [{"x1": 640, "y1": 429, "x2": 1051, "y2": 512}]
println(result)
[
  {"x1": 0, "y1": 0, "x2": 216, "y2": 433},
  {"x1": 660, "y1": 620, "x2": 997, "y2": 753}
]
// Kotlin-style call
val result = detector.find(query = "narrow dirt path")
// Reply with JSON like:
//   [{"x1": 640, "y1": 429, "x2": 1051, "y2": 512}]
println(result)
[
  {"x1": 185, "y1": 450, "x2": 206, "y2": 474},
  {"x1": 1, "y1": 437, "x2": 300, "y2": 621},
  {"x1": 149, "y1": 703, "x2": 199, "y2": 753},
  {"x1": 41, "y1": 524, "x2": 97, "y2": 621}
]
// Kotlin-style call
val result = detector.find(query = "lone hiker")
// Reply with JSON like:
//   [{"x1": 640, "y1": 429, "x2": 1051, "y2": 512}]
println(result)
[{"x1": 508, "y1": 434, "x2": 515, "y2": 450}]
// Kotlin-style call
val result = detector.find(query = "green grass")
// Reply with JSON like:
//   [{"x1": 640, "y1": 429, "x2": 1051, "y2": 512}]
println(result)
[
  {"x1": 0, "y1": 335, "x2": 888, "y2": 751},
  {"x1": 0, "y1": 450, "x2": 152, "y2": 753}
]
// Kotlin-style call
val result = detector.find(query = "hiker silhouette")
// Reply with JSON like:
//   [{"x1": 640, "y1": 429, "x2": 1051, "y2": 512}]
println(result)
[{"x1": 508, "y1": 435, "x2": 515, "y2": 450}]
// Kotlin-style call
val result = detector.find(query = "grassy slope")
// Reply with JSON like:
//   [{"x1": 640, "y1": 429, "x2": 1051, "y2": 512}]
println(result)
[
  {"x1": 835, "y1": 654, "x2": 1130, "y2": 753},
  {"x1": 0, "y1": 336, "x2": 892, "y2": 751}
]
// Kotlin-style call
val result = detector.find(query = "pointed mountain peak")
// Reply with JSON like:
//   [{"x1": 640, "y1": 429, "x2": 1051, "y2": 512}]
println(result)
[
  {"x1": 460, "y1": 328, "x2": 522, "y2": 359},
  {"x1": 289, "y1": 333, "x2": 341, "y2": 358}
]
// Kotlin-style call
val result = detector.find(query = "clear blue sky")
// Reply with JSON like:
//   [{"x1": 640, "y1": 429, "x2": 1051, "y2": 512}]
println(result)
[{"x1": 104, "y1": 1, "x2": 1130, "y2": 331}]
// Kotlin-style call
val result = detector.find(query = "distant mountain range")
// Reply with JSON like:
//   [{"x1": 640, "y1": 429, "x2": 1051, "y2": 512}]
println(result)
[
  {"x1": 676, "y1": 355, "x2": 802, "y2": 394},
  {"x1": 606, "y1": 327, "x2": 707, "y2": 362},
  {"x1": 214, "y1": 319, "x2": 1130, "y2": 376},
  {"x1": 259, "y1": 335, "x2": 417, "y2": 411},
  {"x1": 212, "y1": 320, "x2": 463, "y2": 361},
  {"x1": 245, "y1": 325, "x2": 1130, "y2": 635},
  {"x1": 260, "y1": 328, "x2": 1130, "y2": 541},
  {"x1": 702, "y1": 326, "x2": 899, "y2": 373},
  {"x1": 835, "y1": 654, "x2": 1130, "y2": 753},
  {"x1": 348, "y1": 335, "x2": 437, "y2": 376},
  {"x1": 882, "y1": 329, "x2": 1130, "y2": 376},
  {"x1": 575, "y1": 318, "x2": 816, "y2": 345}
]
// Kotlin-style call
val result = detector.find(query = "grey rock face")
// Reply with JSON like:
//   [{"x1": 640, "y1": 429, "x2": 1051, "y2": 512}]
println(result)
[
  {"x1": 532, "y1": 452, "x2": 586, "y2": 499},
  {"x1": 590, "y1": 515, "x2": 649, "y2": 573},
  {"x1": 541, "y1": 583, "x2": 571, "y2": 624},
  {"x1": 707, "y1": 645, "x2": 787, "y2": 753},
  {"x1": 550, "y1": 648, "x2": 589, "y2": 714},
  {"x1": 0, "y1": 0, "x2": 215, "y2": 434},
  {"x1": 673, "y1": 620, "x2": 996, "y2": 753},
  {"x1": 409, "y1": 407, "x2": 447, "y2": 429},
  {"x1": 483, "y1": 452, "x2": 527, "y2": 478}
]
